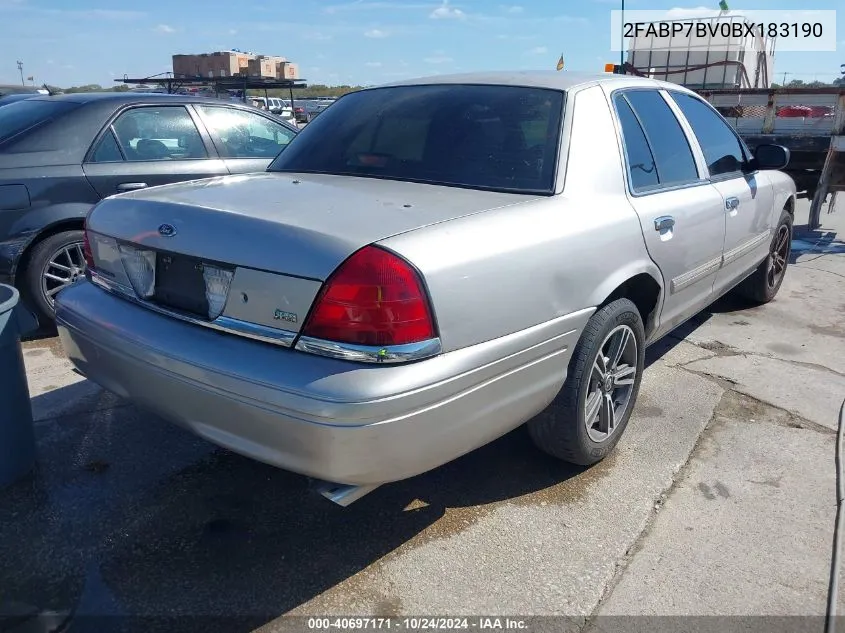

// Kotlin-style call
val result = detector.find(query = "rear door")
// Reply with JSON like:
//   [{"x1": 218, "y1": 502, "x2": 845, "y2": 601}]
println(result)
[
  {"x1": 667, "y1": 91, "x2": 775, "y2": 296},
  {"x1": 610, "y1": 88, "x2": 727, "y2": 338},
  {"x1": 193, "y1": 104, "x2": 297, "y2": 174},
  {"x1": 82, "y1": 104, "x2": 228, "y2": 197}
]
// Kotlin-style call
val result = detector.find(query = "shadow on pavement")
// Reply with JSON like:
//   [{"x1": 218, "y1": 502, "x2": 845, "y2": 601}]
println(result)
[
  {"x1": 1, "y1": 304, "x2": 715, "y2": 632},
  {"x1": 1, "y1": 380, "x2": 591, "y2": 632}
]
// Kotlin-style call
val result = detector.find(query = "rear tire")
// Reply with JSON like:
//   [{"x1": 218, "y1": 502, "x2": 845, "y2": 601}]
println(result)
[
  {"x1": 731, "y1": 209, "x2": 792, "y2": 305},
  {"x1": 24, "y1": 230, "x2": 86, "y2": 324},
  {"x1": 528, "y1": 298, "x2": 645, "y2": 466}
]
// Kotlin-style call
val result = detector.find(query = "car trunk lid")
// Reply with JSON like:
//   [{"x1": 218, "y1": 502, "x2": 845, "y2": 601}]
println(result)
[{"x1": 85, "y1": 171, "x2": 538, "y2": 338}]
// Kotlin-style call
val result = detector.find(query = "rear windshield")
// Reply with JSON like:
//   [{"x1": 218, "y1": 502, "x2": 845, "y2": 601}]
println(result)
[
  {"x1": 0, "y1": 100, "x2": 80, "y2": 144},
  {"x1": 269, "y1": 84, "x2": 564, "y2": 194}
]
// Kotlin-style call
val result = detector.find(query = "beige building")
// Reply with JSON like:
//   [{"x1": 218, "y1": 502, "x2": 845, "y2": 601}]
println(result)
[{"x1": 172, "y1": 51, "x2": 299, "y2": 80}]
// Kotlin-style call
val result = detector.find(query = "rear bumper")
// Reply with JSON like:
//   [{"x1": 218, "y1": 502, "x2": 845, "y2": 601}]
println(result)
[{"x1": 56, "y1": 281, "x2": 589, "y2": 485}]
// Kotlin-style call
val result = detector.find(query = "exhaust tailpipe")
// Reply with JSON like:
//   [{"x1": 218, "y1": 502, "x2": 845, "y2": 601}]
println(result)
[{"x1": 315, "y1": 481, "x2": 380, "y2": 507}]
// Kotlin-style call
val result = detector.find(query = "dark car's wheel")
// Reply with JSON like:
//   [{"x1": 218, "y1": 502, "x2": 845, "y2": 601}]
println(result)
[
  {"x1": 528, "y1": 298, "x2": 645, "y2": 466},
  {"x1": 732, "y1": 208, "x2": 792, "y2": 305},
  {"x1": 24, "y1": 230, "x2": 86, "y2": 323}
]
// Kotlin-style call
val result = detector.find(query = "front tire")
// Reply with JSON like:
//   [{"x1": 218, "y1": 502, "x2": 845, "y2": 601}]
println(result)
[
  {"x1": 528, "y1": 298, "x2": 645, "y2": 466},
  {"x1": 24, "y1": 230, "x2": 86, "y2": 324},
  {"x1": 732, "y1": 209, "x2": 792, "y2": 305}
]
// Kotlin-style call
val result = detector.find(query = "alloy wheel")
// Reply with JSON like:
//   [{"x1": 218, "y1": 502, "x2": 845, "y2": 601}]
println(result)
[
  {"x1": 584, "y1": 324, "x2": 638, "y2": 443},
  {"x1": 41, "y1": 241, "x2": 86, "y2": 307},
  {"x1": 766, "y1": 224, "x2": 791, "y2": 289}
]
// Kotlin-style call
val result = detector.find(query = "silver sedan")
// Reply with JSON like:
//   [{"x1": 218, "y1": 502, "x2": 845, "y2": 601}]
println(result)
[{"x1": 56, "y1": 71, "x2": 796, "y2": 505}]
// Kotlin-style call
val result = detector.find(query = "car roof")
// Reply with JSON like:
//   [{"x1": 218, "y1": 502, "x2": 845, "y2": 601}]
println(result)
[
  {"x1": 377, "y1": 70, "x2": 695, "y2": 94},
  {"x1": 22, "y1": 92, "x2": 247, "y2": 106}
]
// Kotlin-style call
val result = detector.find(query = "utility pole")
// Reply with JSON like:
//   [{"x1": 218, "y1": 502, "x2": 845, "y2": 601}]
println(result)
[
  {"x1": 782, "y1": 71, "x2": 788, "y2": 85},
  {"x1": 620, "y1": 0, "x2": 625, "y2": 68},
  {"x1": 16, "y1": 60, "x2": 24, "y2": 86}
]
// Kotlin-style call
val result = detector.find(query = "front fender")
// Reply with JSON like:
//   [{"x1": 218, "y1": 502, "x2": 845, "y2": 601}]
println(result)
[{"x1": 766, "y1": 170, "x2": 798, "y2": 221}]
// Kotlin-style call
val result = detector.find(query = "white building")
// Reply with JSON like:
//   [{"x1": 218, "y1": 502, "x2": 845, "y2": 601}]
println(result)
[{"x1": 626, "y1": 13, "x2": 775, "y2": 89}]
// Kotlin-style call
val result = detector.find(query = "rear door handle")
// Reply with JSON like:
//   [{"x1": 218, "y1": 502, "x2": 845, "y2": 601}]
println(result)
[
  {"x1": 654, "y1": 216, "x2": 675, "y2": 232},
  {"x1": 725, "y1": 196, "x2": 740, "y2": 210},
  {"x1": 116, "y1": 182, "x2": 148, "y2": 192}
]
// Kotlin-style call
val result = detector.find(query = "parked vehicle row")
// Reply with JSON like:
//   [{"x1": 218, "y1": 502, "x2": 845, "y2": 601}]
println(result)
[
  {"x1": 249, "y1": 96, "x2": 296, "y2": 124},
  {"x1": 0, "y1": 92, "x2": 298, "y2": 324},
  {"x1": 51, "y1": 71, "x2": 796, "y2": 505}
]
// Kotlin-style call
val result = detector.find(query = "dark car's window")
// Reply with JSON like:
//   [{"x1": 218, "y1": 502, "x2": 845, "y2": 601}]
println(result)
[
  {"x1": 0, "y1": 100, "x2": 80, "y2": 144},
  {"x1": 621, "y1": 90, "x2": 699, "y2": 188},
  {"x1": 196, "y1": 106, "x2": 295, "y2": 159},
  {"x1": 614, "y1": 96, "x2": 659, "y2": 191},
  {"x1": 111, "y1": 106, "x2": 208, "y2": 161},
  {"x1": 268, "y1": 84, "x2": 564, "y2": 195},
  {"x1": 670, "y1": 92, "x2": 748, "y2": 177},
  {"x1": 90, "y1": 130, "x2": 123, "y2": 163}
]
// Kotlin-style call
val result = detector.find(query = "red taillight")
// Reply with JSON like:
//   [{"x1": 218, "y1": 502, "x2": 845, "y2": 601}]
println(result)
[
  {"x1": 301, "y1": 246, "x2": 436, "y2": 347},
  {"x1": 82, "y1": 229, "x2": 95, "y2": 270}
]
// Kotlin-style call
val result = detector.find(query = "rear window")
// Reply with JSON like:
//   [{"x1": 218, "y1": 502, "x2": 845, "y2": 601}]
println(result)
[
  {"x1": 268, "y1": 84, "x2": 564, "y2": 194},
  {"x1": 0, "y1": 100, "x2": 80, "y2": 144}
]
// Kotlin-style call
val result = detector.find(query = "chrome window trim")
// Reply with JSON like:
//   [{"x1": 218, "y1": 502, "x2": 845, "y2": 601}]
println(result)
[
  {"x1": 607, "y1": 87, "x2": 709, "y2": 198},
  {"x1": 89, "y1": 271, "x2": 297, "y2": 347},
  {"x1": 295, "y1": 335, "x2": 442, "y2": 364}
]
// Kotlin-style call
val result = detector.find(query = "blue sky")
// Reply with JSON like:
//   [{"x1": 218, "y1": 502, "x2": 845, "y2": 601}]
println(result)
[{"x1": 1, "y1": 0, "x2": 842, "y2": 88}]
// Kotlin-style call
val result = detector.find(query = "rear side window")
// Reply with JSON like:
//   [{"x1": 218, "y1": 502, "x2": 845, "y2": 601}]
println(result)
[
  {"x1": 614, "y1": 97, "x2": 658, "y2": 191},
  {"x1": 90, "y1": 130, "x2": 124, "y2": 163},
  {"x1": 616, "y1": 90, "x2": 699, "y2": 190},
  {"x1": 0, "y1": 100, "x2": 80, "y2": 144}
]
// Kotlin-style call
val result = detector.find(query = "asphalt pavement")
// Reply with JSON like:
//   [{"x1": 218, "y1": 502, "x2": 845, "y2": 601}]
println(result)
[{"x1": 2, "y1": 196, "x2": 844, "y2": 632}]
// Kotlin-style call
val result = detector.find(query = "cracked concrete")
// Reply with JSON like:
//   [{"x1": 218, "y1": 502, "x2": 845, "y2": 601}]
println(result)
[
  {"x1": 592, "y1": 391, "x2": 837, "y2": 618},
  {"x1": 3, "y1": 198, "x2": 844, "y2": 627}
]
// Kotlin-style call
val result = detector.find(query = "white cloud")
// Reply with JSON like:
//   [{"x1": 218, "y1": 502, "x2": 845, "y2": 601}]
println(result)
[
  {"x1": 228, "y1": 28, "x2": 238, "y2": 35},
  {"x1": 365, "y1": 61, "x2": 383, "y2": 67},
  {"x1": 525, "y1": 46, "x2": 548, "y2": 55},
  {"x1": 153, "y1": 24, "x2": 176, "y2": 34},
  {"x1": 430, "y1": 0, "x2": 465, "y2": 19},
  {"x1": 38, "y1": 8, "x2": 146, "y2": 19},
  {"x1": 665, "y1": 6, "x2": 721, "y2": 19},
  {"x1": 502, "y1": 4, "x2": 523, "y2": 13},
  {"x1": 424, "y1": 52, "x2": 453, "y2": 63},
  {"x1": 364, "y1": 28, "x2": 388, "y2": 37},
  {"x1": 325, "y1": 2, "x2": 433, "y2": 13}
]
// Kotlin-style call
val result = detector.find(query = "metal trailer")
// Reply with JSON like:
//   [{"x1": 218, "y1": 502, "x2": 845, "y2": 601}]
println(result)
[
  {"x1": 695, "y1": 86, "x2": 845, "y2": 229},
  {"x1": 625, "y1": 13, "x2": 775, "y2": 90}
]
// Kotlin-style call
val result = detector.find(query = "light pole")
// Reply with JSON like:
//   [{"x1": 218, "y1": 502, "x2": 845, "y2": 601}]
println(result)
[{"x1": 16, "y1": 60, "x2": 24, "y2": 86}]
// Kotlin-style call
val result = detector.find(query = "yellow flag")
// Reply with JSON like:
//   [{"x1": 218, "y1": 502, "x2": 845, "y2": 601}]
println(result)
[{"x1": 556, "y1": 54, "x2": 565, "y2": 71}]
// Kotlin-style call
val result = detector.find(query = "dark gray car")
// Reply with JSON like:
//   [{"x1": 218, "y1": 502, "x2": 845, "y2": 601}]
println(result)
[{"x1": 0, "y1": 92, "x2": 298, "y2": 324}]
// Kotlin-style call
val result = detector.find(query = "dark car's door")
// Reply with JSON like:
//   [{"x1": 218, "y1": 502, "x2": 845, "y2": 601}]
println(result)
[
  {"x1": 82, "y1": 104, "x2": 228, "y2": 197},
  {"x1": 192, "y1": 104, "x2": 297, "y2": 174}
]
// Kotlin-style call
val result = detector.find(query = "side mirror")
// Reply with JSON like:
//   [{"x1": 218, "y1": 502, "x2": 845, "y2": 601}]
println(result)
[{"x1": 751, "y1": 144, "x2": 790, "y2": 171}]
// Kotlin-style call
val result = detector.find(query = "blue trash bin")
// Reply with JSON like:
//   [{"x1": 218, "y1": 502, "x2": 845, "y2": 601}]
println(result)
[{"x1": 0, "y1": 283, "x2": 36, "y2": 488}]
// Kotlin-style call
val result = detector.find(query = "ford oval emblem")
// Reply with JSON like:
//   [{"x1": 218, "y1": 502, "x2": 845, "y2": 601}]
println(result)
[{"x1": 158, "y1": 223, "x2": 177, "y2": 237}]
